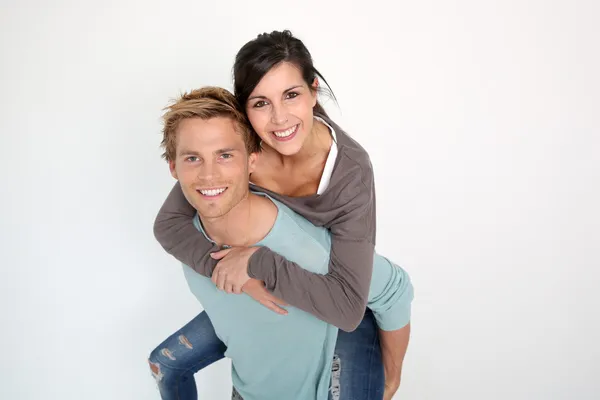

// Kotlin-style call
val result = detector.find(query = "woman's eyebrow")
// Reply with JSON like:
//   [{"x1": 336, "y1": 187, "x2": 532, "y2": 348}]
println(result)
[
  {"x1": 247, "y1": 85, "x2": 304, "y2": 101},
  {"x1": 282, "y1": 85, "x2": 303, "y2": 93}
]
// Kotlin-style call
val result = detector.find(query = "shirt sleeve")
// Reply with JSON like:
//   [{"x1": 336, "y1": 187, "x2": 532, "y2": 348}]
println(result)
[
  {"x1": 153, "y1": 182, "x2": 220, "y2": 277},
  {"x1": 366, "y1": 258, "x2": 414, "y2": 331},
  {"x1": 248, "y1": 162, "x2": 376, "y2": 332}
]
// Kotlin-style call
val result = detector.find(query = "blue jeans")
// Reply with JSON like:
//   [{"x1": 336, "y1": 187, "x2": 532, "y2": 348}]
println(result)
[{"x1": 149, "y1": 310, "x2": 384, "y2": 400}]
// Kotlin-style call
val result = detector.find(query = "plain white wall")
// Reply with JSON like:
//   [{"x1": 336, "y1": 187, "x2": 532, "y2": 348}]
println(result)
[{"x1": 1, "y1": 0, "x2": 598, "y2": 399}]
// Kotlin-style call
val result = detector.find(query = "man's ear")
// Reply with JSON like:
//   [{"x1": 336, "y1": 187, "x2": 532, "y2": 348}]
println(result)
[
  {"x1": 169, "y1": 160, "x2": 178, "y2": 179},
  {"x1": 247, "y1": 152, "x2": 259, "y2": 175}
]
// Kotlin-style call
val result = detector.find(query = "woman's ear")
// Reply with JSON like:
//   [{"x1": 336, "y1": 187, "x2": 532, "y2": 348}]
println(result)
[{"x1": 311, "y1": 78, "x2": 319, "y2": 107}]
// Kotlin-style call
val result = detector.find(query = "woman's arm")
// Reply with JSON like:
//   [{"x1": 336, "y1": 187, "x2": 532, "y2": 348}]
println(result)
[
  {"x1": 154, "y1": 179, "x2": 373, "y2": 332},
  {"x1": 247, "y1": 163, "x2": 377, "y2": 332},
  {"x1": 153, "y1": 182, "x2": 221, "y2": 277},
  {"x1": 156, "y1": 161, "x2": 378, "y2": 333}
]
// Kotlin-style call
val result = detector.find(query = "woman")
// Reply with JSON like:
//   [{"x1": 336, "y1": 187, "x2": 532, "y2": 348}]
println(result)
[{"x1": 151, "y1": 30, "x2": 412, "y2": 400}]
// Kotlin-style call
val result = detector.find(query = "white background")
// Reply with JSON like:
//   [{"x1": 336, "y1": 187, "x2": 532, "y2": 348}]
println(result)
[{"x1": 1, "y1": 0, "x2": 599, "y2": 399}]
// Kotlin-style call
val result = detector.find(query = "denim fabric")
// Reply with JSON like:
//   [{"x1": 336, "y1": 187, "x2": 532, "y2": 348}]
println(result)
[{"x1": 150, "y1": 310, "x2": 384, "y2": 400}]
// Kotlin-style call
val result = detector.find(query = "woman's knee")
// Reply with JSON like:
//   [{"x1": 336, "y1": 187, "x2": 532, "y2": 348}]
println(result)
[{"x1": 148, "y1": 346, "x2": 179, "y2": 383}]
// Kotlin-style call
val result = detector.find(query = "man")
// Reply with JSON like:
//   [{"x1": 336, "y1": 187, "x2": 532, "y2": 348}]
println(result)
[{"x1": 149, "y1": 87, "x2": 412, "y2": 400}]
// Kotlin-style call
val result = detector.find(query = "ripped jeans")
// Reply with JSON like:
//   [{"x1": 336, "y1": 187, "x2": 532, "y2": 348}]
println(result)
[{"x1": 149, "y1": 309, "x2": 384, "y2": 400}]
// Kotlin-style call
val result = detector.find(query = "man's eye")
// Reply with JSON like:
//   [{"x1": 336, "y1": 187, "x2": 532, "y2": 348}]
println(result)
[
  {"x1": 220, "y1": 153, "x2": 233, "y2": 159},
  {"x1": 186, "y1": 156, "x2": 199, "y2": 162}
]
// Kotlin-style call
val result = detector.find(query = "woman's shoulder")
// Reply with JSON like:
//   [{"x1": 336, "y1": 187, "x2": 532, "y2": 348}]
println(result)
[
  {"x1": 316, "y1": 113, "x2": 371, "y2": 164},
  {"x1": 315, "y1": 114, "x2": 374, "y2": 198},
  {"x1": 317, "y1": 114, "x2": 373, "y2": 181}
]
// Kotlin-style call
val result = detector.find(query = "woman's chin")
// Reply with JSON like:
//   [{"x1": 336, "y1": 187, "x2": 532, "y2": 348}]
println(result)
[{"x1": 262, "y1": 136, "x2": 305, "y2": 156}]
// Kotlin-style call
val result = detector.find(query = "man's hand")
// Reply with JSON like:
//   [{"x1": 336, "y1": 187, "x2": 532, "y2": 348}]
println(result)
[
  {"x1": 211, "y1": 247, "x2": 260, "y2": 294},
  {"x1": 242, "y1": 279, "x2": 288, "y2": 315}
]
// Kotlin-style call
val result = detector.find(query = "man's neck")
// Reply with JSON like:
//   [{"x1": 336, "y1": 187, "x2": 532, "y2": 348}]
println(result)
[{"x1": 200, "y1": 193, "x2": 277, "y2": 247}]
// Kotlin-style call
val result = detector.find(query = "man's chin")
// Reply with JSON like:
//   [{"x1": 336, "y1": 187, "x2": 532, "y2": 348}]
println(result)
[{"x1": 194, "y1": 203, "x2": 228, "y2": 220}]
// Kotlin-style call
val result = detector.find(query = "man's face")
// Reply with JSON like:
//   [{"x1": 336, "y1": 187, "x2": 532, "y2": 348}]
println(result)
[{"x1": 170, "y1": 116, "x2": 257, "y2": 220}]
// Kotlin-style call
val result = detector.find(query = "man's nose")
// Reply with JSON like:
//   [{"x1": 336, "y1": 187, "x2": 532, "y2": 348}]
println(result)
[{"x1": 197, "y1": 161, "x2": 219, "y2": 180}]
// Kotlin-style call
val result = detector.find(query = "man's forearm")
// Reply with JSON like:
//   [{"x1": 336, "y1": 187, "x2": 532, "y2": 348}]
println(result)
[{"x1": 379, "y1": 323, "x2": 411, "y2": 399}]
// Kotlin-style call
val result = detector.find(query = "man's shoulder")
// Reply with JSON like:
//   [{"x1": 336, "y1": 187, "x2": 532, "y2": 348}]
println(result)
[
  {"x1": 259, "y1": 197, "x2": 331, "y2": 273},
  {"x1": 260, "y1": 196, "x2": 330, "y2": 248},
  {"x1": 263, "y1": 196, "x2": 311, "y2": 235}
]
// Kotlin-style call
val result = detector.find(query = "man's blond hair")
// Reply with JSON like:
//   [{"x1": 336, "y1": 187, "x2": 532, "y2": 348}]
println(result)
[{"x1": 161, "y1": 87, "x2": 260, "y2": 161}]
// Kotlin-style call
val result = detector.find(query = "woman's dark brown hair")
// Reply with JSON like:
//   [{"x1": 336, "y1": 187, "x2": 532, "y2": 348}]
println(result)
[{"x1": 233, "y1": 30, "x2": 336, "y2": 117}]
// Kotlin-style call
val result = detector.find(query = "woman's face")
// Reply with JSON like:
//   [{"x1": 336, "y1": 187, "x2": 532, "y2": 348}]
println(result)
[{"x1": 245, "y1": 62, "x2": 318, "y2": 156}]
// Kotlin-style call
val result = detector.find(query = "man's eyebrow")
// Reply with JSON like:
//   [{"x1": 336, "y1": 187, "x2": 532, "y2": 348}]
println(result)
[
  {"x1": 247, "y1": 85, "x2": 303, "y2": 101},
  {"x1": 214, "y1": 147, "x2": 239, "y2": 154},
  {"x1": 177, "y1": 147, "x2": 241, "y2": 156},
  {"x1": 177, "y1": 149, "x2": 200, "y2": 156}
]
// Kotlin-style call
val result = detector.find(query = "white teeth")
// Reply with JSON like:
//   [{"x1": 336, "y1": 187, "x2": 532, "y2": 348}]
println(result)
[
  {"x1": 273, "y1": 125, "x2": 297, "y2": 138},
  {"x1": 199, "y1": 188, "x2": 226, "y2": 197}
]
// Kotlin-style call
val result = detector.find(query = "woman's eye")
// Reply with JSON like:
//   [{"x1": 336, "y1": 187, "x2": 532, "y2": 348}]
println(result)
[
  {"x1": 286, "y1": 92, "x2": 299, "y2": 99},
  {"x1": 253, "y1": 101, "x2": 268, "y2": 108}
]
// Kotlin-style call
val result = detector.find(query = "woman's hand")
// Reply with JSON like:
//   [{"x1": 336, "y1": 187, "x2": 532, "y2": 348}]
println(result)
[
  {"x1": 210, "y1": 247, "x2": 260, "y2": 294},
  {"x1": 242, "y1": 279, "x2": 288, "y2": 315}
]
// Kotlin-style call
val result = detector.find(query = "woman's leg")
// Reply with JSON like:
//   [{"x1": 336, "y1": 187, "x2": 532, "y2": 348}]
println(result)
[
  {"x1": 329, "y1": 309, "x2": 385, "y2": 400},
  {"x1": 148, "y1": 311, "x2": 226, "y2": 400}
]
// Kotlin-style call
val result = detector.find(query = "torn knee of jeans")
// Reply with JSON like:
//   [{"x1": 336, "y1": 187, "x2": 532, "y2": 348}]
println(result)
[
  {"x1": 149, "y1": 360, "x2": 164, "y2": 382},
  {"x1": 330, "y1": 354, "x2": 341, "y2": 400},
  {"x1": 179, "y1": 335, "x2": 193, "y2": 349},
  {"x1": 160, "y1": 348, "x2": 176, "y2": 361}
]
